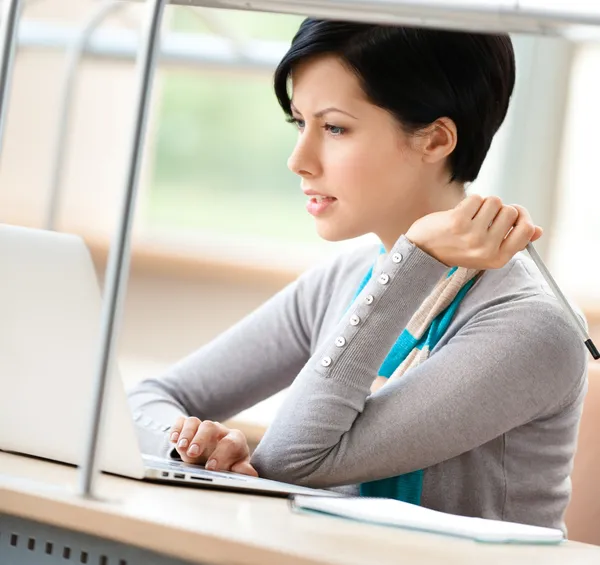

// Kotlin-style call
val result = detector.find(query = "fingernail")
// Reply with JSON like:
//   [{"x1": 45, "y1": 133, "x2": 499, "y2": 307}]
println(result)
[
  {"x1": 206, "y1": 459, "x2": 217, "y2": 470},
  {"x1": 187, "y1": 444, "x2": 199, "y2": 457},
  {"x1": 177, "y1": 438, "x2": 188, "y2": 449},
  {"x1": 170, "y1": 432, "x2": 179, "y2": 443}
]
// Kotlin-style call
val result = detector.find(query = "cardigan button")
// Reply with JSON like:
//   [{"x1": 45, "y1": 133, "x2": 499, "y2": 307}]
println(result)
[
  {"x1": 350, "y1": 314, "x2": 361, "y2": 326},
  {"x1": 392, "y1": 253, "x2": 403, "y2": 263},
  {"x1": 321, "y1": 356, "x2": 332, "y2": 367},
  {"x1": 364, "y1": 294, "x2": 374, "y2": 305},
  {"x1": 378, "y1": 273, "x2": 390, "y2": 285},
  {"x1": 335, "y1": 336, "x2": 346, "y2": 347}
]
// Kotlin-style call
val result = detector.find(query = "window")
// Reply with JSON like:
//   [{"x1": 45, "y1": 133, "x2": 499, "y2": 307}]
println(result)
[
  {"x1": 148, "y1": 9, "x2": 327, "y2": 249},
  {"x1": 549, "y1": 43, "x2": 600, "y2": 304}
]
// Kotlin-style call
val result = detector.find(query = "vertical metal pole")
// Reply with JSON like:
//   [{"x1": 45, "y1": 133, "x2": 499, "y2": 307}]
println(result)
[
  {"x1": 79, "y1": 0, "x2": 167, "y2": 498},
  {"x1": 0, "y1": 0, "x2": 22, "y2": 158}
]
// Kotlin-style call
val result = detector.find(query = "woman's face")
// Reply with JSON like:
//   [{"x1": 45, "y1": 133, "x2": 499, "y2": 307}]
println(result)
[{"x1": 287, "y1": 55, "x2": 454, "y2": 249}]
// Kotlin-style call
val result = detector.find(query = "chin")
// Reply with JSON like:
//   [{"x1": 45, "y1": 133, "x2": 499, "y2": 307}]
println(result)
[{"x1": 315, "y1": 221, "x2": 366, "y2": 243}]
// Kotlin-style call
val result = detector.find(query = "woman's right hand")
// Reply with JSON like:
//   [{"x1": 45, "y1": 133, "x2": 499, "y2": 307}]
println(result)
[
  {"x1": 405, "y1": 195, "x2": 543, "y2": 270},
  {"x1": 169, "y1": 416, "x2": 258, "y2": 476}
]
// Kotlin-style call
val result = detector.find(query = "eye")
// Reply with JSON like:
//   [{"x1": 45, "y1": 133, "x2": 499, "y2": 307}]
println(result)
[
  {"x1": 323, "y1": 124, "x2": 345, "y2": 136},
  {"x1": 286, "y1": 117, "x2": 305, "y2": 130}
]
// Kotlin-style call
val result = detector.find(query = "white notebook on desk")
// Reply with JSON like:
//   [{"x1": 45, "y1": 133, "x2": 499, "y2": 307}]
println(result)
[{"x1": 289, "y1": 496, "x2": 565, "y2": 544}]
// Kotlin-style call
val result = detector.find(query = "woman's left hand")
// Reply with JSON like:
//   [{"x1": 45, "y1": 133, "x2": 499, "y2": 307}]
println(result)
[{"x1": 405, "y1": 196, "x2": 543, "y2": 269}]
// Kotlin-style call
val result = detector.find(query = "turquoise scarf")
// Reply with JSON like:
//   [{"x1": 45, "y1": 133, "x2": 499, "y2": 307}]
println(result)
[{"x1": 347, "y1": 245, "x2": 479, "y2": 505}]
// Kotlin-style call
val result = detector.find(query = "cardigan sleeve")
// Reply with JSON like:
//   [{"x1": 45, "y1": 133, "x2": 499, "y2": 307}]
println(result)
[
  {"x1": 127, "y1": 255, "x2": 337, "y2": 458},
  {"x1": 251, "y1": 236, "x2": 587, "y2": 487}
]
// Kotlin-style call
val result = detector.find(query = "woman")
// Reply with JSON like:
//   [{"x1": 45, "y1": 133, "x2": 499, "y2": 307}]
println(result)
[{"x1": 129, "y1": 19, "x2": 587, "y2": 530}]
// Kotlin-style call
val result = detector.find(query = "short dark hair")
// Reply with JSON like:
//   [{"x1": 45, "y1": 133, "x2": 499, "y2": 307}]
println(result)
[{"x1": 274, "y1": 19, "x2": 515, "y2": 183}]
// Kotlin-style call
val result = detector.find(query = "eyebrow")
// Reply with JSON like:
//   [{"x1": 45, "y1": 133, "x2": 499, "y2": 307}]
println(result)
[{"x1": 290, "y1": 102, "x2": 358, "y2": 120}]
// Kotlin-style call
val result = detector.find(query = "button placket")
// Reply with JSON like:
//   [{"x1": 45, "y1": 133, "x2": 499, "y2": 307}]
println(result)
[
  {"x1": 141, "y1": 416, "x2": 153, "y2": 428},
  {"x1": 316, "y1": 242, "x2": 414, "y2": 377},
  {"x1": 316, "y1": 308, "x2": 363, "y2": 375},
  {"x1": 321, "y1": 356, "x2": 332, "y2": 367}
]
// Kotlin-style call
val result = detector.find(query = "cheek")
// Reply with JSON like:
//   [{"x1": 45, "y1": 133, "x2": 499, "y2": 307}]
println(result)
[
  {"x1": 328, "y1": 138, "x2": 412, "y2": 205},
  {"x1": 327, "y1": 141, "x2": 383, "y2": 190}
]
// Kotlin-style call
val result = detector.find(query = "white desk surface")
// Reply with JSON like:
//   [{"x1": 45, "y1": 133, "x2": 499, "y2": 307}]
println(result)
[{"x1": 2, "y1": 452, "x2": 600, "y2": 565}]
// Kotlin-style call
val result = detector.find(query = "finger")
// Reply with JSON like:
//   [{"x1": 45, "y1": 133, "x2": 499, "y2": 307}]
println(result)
[
  {"x1": 176, "y1": 417, "x2": 201, "y2": 453},
  {"x1": 231, "y1": 458, "x2": 259, "y2": 477},
  {"x1": 510, "y1": 204, "x2": 535, "y2": 228},
  {"x1": 454, "y1": 193, "x2": 485, "y2": 219},
  {"x1": 511, "y1": 204, "x2": 543, "y2": 242},
  {"x1": 472, "y1": 196, "x2": 503, "y2": 228},
  {"x1": 169, "y1": 415, "x2": 186, "y2": 444},
  {"x1": 186, "y1": 420, "x2": 227, "y2": 460},
  {"x1": 500, "y1": 205, "x2": 537, "y2": 257},
  {"x1": 487, "y1": 205, "x2": 518, "y2": 244},
  {"x1": 531, "y1": 226, "x2": 543, "y2": 242},
  {"x1": 205, "y1": 429, "x2": 249, "y2": 471}
]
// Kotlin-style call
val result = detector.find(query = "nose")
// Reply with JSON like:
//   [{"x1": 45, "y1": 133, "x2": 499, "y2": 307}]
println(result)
[{"x1": 287, "y1": 132, "x2": 321, "y2": 178}]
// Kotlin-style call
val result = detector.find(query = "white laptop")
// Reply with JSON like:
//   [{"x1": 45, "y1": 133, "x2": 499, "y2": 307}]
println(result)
[{"x1": 0, "y1": 224, "x2": 336, "y2": 498}]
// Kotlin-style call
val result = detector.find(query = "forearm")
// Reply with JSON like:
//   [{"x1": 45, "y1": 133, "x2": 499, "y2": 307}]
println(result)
[
  {"x1": 127, "y1": 261, "x2": 323, "y2": 456},
  {"x1": 251, "y1": 236, "x2": 448, "y2": 484}
]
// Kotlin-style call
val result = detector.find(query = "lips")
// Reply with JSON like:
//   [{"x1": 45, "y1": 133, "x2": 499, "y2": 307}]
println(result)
[
  {"x1": 306, "y1": 196, "x2": 337, "y2": 217},
  {"x1": 302, "y1": 188, "x2": 336, "y2": 198},
  {"x1": 309, "y1": 195, "x2": 337, "y2": 203}
]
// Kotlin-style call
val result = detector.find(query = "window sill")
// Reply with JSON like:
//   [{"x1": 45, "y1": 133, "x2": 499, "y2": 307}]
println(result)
[{"x1": 84, "y1": 233, "x2": 304, "y2": 289}]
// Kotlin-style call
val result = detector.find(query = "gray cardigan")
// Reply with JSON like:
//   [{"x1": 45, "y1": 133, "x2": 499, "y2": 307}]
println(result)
[{"x1": 128, "y1": 235, "x2": 587, "y2": 531}]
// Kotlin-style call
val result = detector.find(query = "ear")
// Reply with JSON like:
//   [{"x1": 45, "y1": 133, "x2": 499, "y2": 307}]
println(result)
[{"x1": 420, "y1": 117, "x2": 457, "y2": 164}]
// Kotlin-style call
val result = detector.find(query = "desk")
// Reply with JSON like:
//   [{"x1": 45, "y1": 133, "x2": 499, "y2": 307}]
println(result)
[{"x1": 2, "y1": 453, "x2": 600, "y2": 565}]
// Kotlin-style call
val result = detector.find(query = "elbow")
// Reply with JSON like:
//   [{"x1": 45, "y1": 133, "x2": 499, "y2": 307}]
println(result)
[{"x1": 250, "y1": 444, "x2": 338, "y2": 488}]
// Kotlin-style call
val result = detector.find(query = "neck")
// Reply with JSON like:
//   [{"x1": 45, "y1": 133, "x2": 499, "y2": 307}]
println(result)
[{"x1": 378, "y1": 181, "x2": 466, "y2": 253}]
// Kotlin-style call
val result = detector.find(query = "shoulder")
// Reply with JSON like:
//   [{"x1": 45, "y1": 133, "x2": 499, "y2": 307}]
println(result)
[
  {"x1": 292, "y1": 243, "x2": 380, "y2": 330},
  {"x1": 464, "y1": 251, "x2": 584, "y2": 319},
  {"x1": 456, "y1": 253, "x2": 588, "y2": 408},
  {"x1": 297, "y1": 242, "x2": 379, "y2": 293}
]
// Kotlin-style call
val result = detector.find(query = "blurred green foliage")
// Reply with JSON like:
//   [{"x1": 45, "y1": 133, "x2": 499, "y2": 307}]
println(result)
[{"x1": 148, "y1": 8, "x2": 320, "y2": 243}]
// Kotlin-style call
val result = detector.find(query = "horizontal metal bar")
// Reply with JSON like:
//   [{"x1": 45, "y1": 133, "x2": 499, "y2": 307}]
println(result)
[
  {"x1": 14, "y1": 13, "x2": 600, "y2": 78},
  {"x1": 17, "y1": 19, "x2": 286, "y2": 70},
  {"x1": 161, "y1": 0, "x2": 600, "y2": 37}
]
